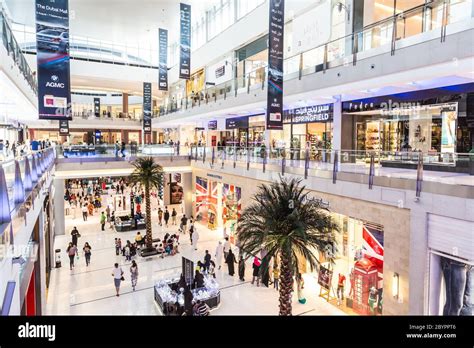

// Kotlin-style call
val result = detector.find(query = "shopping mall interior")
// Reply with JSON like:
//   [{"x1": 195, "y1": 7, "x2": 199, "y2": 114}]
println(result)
[{"x1": 0, "y1": 1, "x2": 473, "y2": 338}]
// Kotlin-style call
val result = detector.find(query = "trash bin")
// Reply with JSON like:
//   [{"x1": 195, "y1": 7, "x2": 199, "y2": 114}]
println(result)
[{"x1": 55, "y1": 249, "x2": 61, "y2": 268}]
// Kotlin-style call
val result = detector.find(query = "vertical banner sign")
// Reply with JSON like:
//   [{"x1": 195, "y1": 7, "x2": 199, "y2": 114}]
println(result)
[
  {"x1": 35, "y1": 0, "x2": 71, "y2": 120},
  {"x1": 266, "y1": 0, "x2": 285, "y2": 130},
  {"x1": 179, "y1": 3, "x2": 191, "y2": 80},
  {"x1": 58, "y1": 120, "x2": 69, "y2": 136},
  {"x1": 143, "y1": 82, "x2": 152, "y2": 135},
  {"x1": 93, "y1": 98, "x2": 100, "y2": 117},
  {"x1": 158, "y1": 28, "x2": 168, "y2": 91}
]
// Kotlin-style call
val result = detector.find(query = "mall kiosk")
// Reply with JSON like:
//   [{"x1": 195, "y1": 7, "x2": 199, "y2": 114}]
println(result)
[{"x1": 154, "y1": 257, "x2": 221, "y2": 315}]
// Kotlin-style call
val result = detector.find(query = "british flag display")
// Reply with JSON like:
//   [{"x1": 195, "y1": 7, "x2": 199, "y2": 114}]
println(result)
[{"x1": 362, "y1": 225, "x2": 384, "y2": 283}]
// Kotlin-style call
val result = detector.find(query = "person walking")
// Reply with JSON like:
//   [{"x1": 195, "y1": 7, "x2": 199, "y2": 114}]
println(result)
[
  {"x1": 180, "y1": 214, "x2": 188, "y2": 233},
  {"x1": 171, "y1": 208, "x2": 177, "y2": 225},
  {"x1": 100, "y1": 211, "x2": 106, "y2": 231},
  {"x1": 223, "y1": 237, "x2": 231, "y2": 261},
  {"x1": 273, "y1": 265, "x2": 280, "y2": 291},
  {"x1": 120, "y1": 141, "x2": 126, "y2": 157},
  {"x1": 83, "y1": 242, "x2": 92, "y2": 267},
  {"x1": 208, "y1": 260, "x2": 216, "y2": 279},
  {"x1": 225, "y1": 249, "x2": 237, "y2": 276},
  {"x1": 164, "y1": 207, "x2": 170, "y2": 227},
  {"x1": 106, "y1": 205, "x2": 111, "y2": 223},
  {"x1": 130, "y1": 260, "x2": 138, "y2": 291},
  {"x1": 114, "y1": 238, "x2": 121, "y2": 256},
  {"x1": 109, "y1": 211, "x2": 115, "y2": 229},
  {"x1": 203, "y1": 250, "x2": 211, "y2": 273},
  {"x1": 158, "y1": 208, "x2": 163, "y2": 226},
  {"x1": 82, "y1": 203, "x2": 88, "y2": 221},
  {"x1": 71, "y1": 226, "x2": 80, "y2": 246},
  {"x1": 124, "y1": 243, "x2": 131, "y2": 262},
  {"x1": 251, "y1": 257, "x2": 261, "y2": 286},
  {"x1": 114, "y1": 141, "x2": 120, "y2": 157},
  {"x1": 191, "y1": 227, "x2": 199, "y2": 251},
  {"x1": 112, "y1": 263, "x2": 124, "y2": 297},
  {"x1": 238, "y1": 255, "x2": 246, "y2": 281},
  {"x1": 215, "y1": 241, "x2": 224, "y2": 270},
  {"x1": 66, "y1": 242, "x2": 77, "y2": 270},
  {"x1": 296, "y1": 273, "x2": 306, "y2": 304}
]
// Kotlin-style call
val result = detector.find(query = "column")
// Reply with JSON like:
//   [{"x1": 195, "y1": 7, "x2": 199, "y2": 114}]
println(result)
[
  {"x1": 181, "y1": 172, "x2": 193, "y2": 218},
  {"x1": 332, "y1": 95, "x2": 342, "y2": 152},
  {"x1": 216, "y1": 183, "x2": 223, "y2": 228},
  {"x1": 122, "y1": 93, "x2": 129, "y2": 116},
  {"x1": 53, "y1": 178, "x2": 65, "y2": 236}
]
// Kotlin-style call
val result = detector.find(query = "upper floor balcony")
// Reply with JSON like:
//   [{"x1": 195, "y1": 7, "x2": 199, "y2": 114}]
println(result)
[{"x1": 155, "y1": 1, "x2": 474, "y2": 124}]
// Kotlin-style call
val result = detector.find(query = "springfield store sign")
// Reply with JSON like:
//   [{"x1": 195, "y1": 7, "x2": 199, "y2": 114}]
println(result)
[{"x1": 283, "y1": 104, "x2": 333, "y2": 124}]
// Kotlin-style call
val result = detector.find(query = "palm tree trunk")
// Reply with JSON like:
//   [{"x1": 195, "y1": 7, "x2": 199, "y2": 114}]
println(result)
[
  {"x1": 145, "y1": 183, "x2": 153, "y2": 249},
  {"x1": 279, "y1": 252, "x2": 293, "y2": 316}
]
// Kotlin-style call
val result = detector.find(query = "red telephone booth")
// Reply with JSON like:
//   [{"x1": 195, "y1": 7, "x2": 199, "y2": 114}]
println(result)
[{"x1": 352, "y1": 258, "x2": 378, "y2": 315}]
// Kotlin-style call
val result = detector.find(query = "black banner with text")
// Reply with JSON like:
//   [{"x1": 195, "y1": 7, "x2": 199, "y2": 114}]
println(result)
[
  {"x1": 58, "y1": 120, "x2": 69, "y2": 136},
  {"x1": 179, "y1": 3, "x2": 191, "y2": 80},
  {"x1": 93, "y1": 98, "x2": 100, "y2": 117},
  {"x1": 143, "y1": 82, "x2": 152, "y2": 134},
  {"x1": 35, "y1": 0, "x2": 71, "y2": 120},
  {"x1": 158, "y1": 28, "x2": 168, "y2": 91},
  {"x1": 266, "y1": 0, "x2": 285, "y2": 130}
]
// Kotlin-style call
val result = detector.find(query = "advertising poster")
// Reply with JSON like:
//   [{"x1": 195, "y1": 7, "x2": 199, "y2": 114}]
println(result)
[
  {"x1": 93, "y1": 98, "x2": 100, "y2": 117},
  {"x1": 143, "y1": 82, "x2": 152, "y2": 134},
  {"x1": 317, "y1": 265, "x2": 333, "y2": 290},
  {"x1": 158, "y1": 28, "x2": 168, "y2": 91},
  {"x1": 208, "y1": 120, "x2": 217, "y2": 130},
  {"x1": 179, "y1": 3, "x2": 191, "y2": 80},
  {"x1": 170, "y1": 182, "x2": 183, "y2": 204},
  {"x1": 441, "y1": 109, "x2": 456, "y2": 153},
  {"x1": 59, "y1": 119, "x2": 69, "y2": 136},
  {"x1": 266, "y1": 0, "x2": 285, "y2": 130},
  {"x1": 35, "y1": 0, "x2": 71, "y2": 120}
]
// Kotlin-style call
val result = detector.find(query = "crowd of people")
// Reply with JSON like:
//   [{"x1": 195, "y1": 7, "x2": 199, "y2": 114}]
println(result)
[{"x1": 0, "y1": 138, "x2": 53, "y2": 161}]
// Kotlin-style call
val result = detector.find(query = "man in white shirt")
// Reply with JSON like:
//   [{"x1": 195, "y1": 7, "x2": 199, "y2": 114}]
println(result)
[
  {"x1": 223, "y1": 237, "x2": 231, "y2": 261},
  {"x1": 112, "y1": 263, "x2": 124, "y2": 297}
]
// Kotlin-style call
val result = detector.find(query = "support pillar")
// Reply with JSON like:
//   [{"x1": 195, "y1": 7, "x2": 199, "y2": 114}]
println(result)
[
  {"x1": 53, "y1": 178, "x2": 65, "y2": 236},
  {"x1": 181, "y1": 172, "x2": 193, "y2": 218},
  {"x1": 122, "y1": 93, "x2": 129, "y2": 116},
  {"x1": 332, "y1": 95, "x2": 342, "y2": 152}
]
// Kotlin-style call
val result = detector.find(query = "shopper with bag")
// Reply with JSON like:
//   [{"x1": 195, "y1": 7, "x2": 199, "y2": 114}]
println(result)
[
  {"x1": 71, "y1": 227, "x2": 80, "y2": 246},
  {"x1": 130, "y1": 260, "x2": 138, "y2": 291},
  {"x1": 112, "y1": 263, "x2": 124, "y2": 297},
  {"x1": 66, "y1": 242, "x2": 78, "y2": 270}
]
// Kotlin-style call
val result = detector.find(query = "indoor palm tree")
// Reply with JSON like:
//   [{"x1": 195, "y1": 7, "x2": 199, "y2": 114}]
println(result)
[
  {"x1": 236, "y1": 176, "x2": 339, "y2": 316},
  {"x1": 130, "y1": 157, "x2": 164, "y2": 255}
]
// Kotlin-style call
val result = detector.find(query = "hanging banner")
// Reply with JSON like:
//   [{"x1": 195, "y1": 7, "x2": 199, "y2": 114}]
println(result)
[
  {"x1": 35, "y1": 0, "x2": 71, "y2": 120},
  {"x1": 59, "y1": 120, "x2": 69, "y2": 136},
  {"x1": 179, "y1": 3, "x2": 191, "y2": 80},
  {"x1": 143, "y1": 82, "x2": 152, "y2": 134},
  {"x1": 93, "y1": 98, "x2": 100, "y2": 117},
  {"x1": 158, "y1": 28, "x2": 168, "y2": 91},
  {"x1": 266, "y1": 0, "x2": 285, "y2": 130}
]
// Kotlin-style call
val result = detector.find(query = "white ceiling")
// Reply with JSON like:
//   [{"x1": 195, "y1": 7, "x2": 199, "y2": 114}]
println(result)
[{"x1": 5, "y1": 0, "x2": 213, "y2": 46}]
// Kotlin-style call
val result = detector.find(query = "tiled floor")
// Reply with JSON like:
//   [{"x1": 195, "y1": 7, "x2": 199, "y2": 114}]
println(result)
[{"x1": 46, "y1": 201, "x2": 346, "y2": 316}]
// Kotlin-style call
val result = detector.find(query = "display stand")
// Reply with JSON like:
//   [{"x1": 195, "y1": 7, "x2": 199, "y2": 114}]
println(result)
[{"x1": 319, "y1": 286, "x2": 336, "y2": 302}]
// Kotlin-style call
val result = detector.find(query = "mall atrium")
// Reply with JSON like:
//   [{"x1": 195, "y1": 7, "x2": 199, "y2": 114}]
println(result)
[{"x1": 0, "y1": 0, "x2": 473, "y2": 328}]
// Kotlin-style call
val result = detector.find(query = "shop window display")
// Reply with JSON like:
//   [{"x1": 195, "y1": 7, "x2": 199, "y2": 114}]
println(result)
[{"x1": 312, "y1": 215, "x2": 384, "y2": 315}]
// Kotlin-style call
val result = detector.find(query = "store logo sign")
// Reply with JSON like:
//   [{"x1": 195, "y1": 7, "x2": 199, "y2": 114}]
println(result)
[{"x1": 284, "y1": 104, "x2": 333, "y2": 124}]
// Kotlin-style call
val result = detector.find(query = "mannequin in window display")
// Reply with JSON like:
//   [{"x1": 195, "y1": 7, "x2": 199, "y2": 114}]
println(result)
[
  {"x1": 337, "y1": 273, "x2": 346, "y2": 306},
  {"x1": 441, "y1": 256, "x2": 473, "y2": 316},
  {"x1": 368, "y1": 286, "x2": 378, "y2": 315}
]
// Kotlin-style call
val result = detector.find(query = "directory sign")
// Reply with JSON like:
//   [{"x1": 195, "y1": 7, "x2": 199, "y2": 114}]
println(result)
[
  {"x1": 158, "y1": 28, "x2": 168, "y2": 91},
  {"x1": 179, "y1": 3, "x2": 191, "y2": 79},
  {"x1": 266, "y1": 0, "x2": 285, "y2": 130},
  {"x1": 143, "y1": 82, "x2": 152, "y2": 134},
  {"x1": 35, "y1": 0, "x2": 71, "y2": 120}
]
